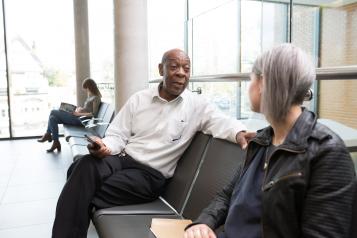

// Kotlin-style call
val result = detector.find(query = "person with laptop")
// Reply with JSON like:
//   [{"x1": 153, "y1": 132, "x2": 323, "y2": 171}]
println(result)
[{"x1": 37, "y1": 78, "x2": 102, "y2": 152}]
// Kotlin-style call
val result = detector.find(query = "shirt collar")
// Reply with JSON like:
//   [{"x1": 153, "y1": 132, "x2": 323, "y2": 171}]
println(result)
[{"x1": 151, "y1": 82, "x2": 189, "y2": 103}]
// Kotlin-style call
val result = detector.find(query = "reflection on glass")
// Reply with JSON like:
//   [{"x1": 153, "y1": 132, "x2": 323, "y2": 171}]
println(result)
[
  {"x1": 189, "y1": 0, "x2": 230, "y2": 19},
  {"x1": 241, "y1": 0, "x2": 288, "y2": 72},
  {"x1": 88, "y1": 0, "x2": 114, "y2": 104},
  {"x1": 189, "y1": 82, "x2": 240, "y2": 118},
  {"x1": 148, "y1": 0, "x2": 185, "y2": 80},
  {"x1": 190, "y1": 1, "x2": 239, "y2": 75},
  {"x1": 4, "y1": 0, "x2": 75, "y2": 137}
]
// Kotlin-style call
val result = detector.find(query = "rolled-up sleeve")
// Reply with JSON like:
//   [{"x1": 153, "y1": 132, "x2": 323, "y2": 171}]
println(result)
[{"x1": 199, "y1": 98, "x2": 246, "y2": 143}]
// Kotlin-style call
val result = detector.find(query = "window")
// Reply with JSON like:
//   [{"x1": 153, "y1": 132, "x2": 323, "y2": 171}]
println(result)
[
  {"x1": 88, "y1": 0, "x2": 114, "y2": 104},
  {"x1": 3, "y1": 0, "x2": 75, "y2": 137},
  {"x1": 147, "y1": 0, "x2": 185, "y2": 80}
]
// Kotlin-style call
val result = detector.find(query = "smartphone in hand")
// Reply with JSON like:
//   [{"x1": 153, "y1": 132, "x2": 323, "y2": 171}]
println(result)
[{"x1": 84, "y1": 134, "x2": 100, "y2": 150}]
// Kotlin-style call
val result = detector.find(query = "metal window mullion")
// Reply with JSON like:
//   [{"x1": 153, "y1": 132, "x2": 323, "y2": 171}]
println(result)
[{"x1": 1, "y1": 0, "x2": 13, "y2": 138}]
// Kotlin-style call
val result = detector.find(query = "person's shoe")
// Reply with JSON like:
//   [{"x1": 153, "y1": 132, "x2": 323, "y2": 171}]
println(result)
[
  {"x1": 46, "y1": 140, "x2": 61, "y2": 153},
  {"x1": 37, "y1": 133, "x2": 52, "y2": 143}
]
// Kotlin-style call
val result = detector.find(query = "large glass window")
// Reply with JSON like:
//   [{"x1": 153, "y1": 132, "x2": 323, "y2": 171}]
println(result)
[
  {"x1": 148, "y1": 0, "x2": 357, "y2": 127},
  {"x1": 0, "y1": 2, "x2": 9, "y2": 138},
  {"x1": 186, "y1": 0, "x2": 288, "y2": 118},
  {"x1": 88, "y1": 0, "x2": 114, "y2": 104},
  {"x1": 147, "y1": 0, "x2": 185, "y2": 80},
  {"x1": 241, "y1": 0, "x2": 288, "y2": 72},
  {"x1": 190, "y1": 0, "x2": 239, "y2": 75},
  {"x1": 3, "y1": 0, "x2": 75, "y2": 137}
]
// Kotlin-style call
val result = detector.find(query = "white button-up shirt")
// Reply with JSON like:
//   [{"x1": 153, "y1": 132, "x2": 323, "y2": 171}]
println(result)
[{"x1": 102, "y1": 86, "x2": 246, "y2": 178}]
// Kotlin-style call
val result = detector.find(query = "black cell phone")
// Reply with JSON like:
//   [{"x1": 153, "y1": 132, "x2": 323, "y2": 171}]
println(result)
[{"x1": 84, "y1": 134, "x2": 100, "y2": 150}]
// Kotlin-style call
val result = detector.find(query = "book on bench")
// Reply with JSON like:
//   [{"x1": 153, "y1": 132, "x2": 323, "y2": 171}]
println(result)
[
  {"x1": 150, "y1": 218, "x2": 192, "y2": 238},
  {"x1": 59, "y1": 102, "x2": 77, "y2": 113}
]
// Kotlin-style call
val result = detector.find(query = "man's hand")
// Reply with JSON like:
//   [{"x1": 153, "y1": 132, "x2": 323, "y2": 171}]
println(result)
[
  {"x1": 236, "y1": 131, "x2": 256, "y2": 149},
  {"x1": 184, "y1": 224, "x2": 216, "y2": 238},
  {"x1": 87, "y1": 136, "x2": 111, "y2": 158}
]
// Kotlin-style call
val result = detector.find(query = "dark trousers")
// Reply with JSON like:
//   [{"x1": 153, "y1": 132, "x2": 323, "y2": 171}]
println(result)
[{"x1": 52, "y1": 154, "x2": 166, "y2": 238}]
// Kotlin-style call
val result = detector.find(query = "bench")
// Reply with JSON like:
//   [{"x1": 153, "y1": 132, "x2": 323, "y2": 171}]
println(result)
[
  {"x1": 63, "y1": 102, "x2": 115, "y2": 142},
  {"x1": 92, "y1": 132, "x2": 246, "y2": 238},
  {"x1": 64, "y1": 102, "x2": 115, "y2": 159},
  {"x1": 64, "y1": 117, "x2": 356, "y2": 237}
]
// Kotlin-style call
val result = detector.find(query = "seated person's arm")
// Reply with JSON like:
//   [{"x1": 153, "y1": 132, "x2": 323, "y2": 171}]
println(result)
[
  {"x1": 101, "y1": 98, "x2": 133, "y2": 155},
  {"x1": 198, "y1": 98, "x2": 253, "y2": 148}
]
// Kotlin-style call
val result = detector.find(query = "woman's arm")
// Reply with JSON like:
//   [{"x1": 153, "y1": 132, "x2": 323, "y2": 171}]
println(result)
[{"x1": 186, "y1": 168, "x2": 242, "y2": 231}]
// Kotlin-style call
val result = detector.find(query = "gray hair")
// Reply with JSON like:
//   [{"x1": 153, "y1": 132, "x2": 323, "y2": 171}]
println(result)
[{"x1": 252, "y1": 43, "x2": 315, "y2": 123}]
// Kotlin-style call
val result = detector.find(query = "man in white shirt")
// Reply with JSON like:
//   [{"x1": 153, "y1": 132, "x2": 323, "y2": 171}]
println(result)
[{"x1": 52, "y1": 49, "x2": 254, "y2": 238}]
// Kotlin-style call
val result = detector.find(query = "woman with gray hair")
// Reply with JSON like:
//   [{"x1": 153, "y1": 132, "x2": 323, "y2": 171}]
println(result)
[{"x1": 184, "y1": 43, "x2": 355, "y2": 238}]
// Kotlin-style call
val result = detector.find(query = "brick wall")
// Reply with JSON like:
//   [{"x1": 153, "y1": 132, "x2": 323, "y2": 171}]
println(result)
[{"x1": 319, "y1": 3, "x2": 357, "y2": 129}]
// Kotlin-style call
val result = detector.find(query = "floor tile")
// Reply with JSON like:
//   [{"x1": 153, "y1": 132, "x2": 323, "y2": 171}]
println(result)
[
  {"x1": 0, "y1": 199, "x2": 57, "y2": 229},
  {"x1": 2, "y1": 182, "x2": 63, "y2": 204},
  {"x1": 0, "y1": 187, "x2": 6, "y2": 204},
  {"x1": 8, "y1": 167, "x2": 66, "y2": 186},
  {"x1": 0, "y1": 138, "x2": 98, "y2": 237},
  {"x1": 0, "y1": 223, "x2": 52, "y2": 238}
]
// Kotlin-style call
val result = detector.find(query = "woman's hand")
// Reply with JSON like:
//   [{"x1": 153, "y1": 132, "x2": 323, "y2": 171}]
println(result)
[
  {"x1": 72, "y1": 111, "x2": 81, "y2": 117},
  {"x1": 75, "y1": 107, "x2": 83, "y2": 112},
  {"x1": 184, "y1": 224, "x2": 216, "y2": 238}
]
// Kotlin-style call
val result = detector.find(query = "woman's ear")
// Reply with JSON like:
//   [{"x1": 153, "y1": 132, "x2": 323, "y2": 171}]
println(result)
[{"x1": 258, "y1": 75, "x2": 264, "y2": 94}]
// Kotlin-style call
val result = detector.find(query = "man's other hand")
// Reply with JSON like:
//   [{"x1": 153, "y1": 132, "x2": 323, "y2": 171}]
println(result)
[
  {"x1": 87, "y1": 136, "x2": 111, "y2": 158},
  {"x1": 236, "y1": 131, "x2": 256, "y2": 149},
  {"x1": 184, "y1": 224, "x2": 216, "y2": 238}
]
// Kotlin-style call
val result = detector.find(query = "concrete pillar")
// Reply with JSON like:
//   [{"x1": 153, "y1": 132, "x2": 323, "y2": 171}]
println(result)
[
  {"x1": 114, "y1": 0, "x2": 149, "y2": 112},
  {"x1": 73, "y1": 0, "x2": 90, "y2": 105}
]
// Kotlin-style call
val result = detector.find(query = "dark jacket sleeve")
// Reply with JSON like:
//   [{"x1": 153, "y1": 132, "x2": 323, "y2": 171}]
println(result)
[
  {"x1": 301, "y1": 138, "x2": 356, "y2": 238},
  {"x1": 188, "y1": 167, "x2": 242, "y2": 230}
]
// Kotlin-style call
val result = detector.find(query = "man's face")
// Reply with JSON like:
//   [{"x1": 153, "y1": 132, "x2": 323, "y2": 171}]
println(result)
[{"x1": 159, "y1": 50, "x2": 191, "y2": 101}]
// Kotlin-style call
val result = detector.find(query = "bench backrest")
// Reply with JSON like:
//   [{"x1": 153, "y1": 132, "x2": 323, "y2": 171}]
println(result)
[
  {"x1": 182, "y1": 137, "x2": 245, "y2": 219},
  {"x1": 94, "y1": 103, "x2": 115, "y2": 138},
  {"x1": 96, "y1": 102, "x2": 109, "y2": 119},
  {"x1": 161, "y1": 132, "x2": 210, "y2": 214}
]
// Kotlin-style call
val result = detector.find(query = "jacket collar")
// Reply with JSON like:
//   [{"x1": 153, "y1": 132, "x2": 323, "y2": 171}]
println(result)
[{"x1": 251, "y1": 108, "x2": 320, "y2": 151}]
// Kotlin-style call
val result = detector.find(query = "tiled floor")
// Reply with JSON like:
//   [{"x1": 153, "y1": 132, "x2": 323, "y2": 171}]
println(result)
[{"x1": 0, "y1": 138, "x2": 98, "y2": 238}]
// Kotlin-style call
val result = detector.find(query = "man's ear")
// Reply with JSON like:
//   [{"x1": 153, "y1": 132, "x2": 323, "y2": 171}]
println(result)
[
  {"x1": 258, "y1": 75, "x2": 264, "y2": 94},
  {"x1": 158, "y1": 63, "x2": 164, "y2": 76}
]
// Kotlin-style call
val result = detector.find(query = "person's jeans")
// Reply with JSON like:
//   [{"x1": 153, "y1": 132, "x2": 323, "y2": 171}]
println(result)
[{"x1": 46, "y1": 109, "x2": 82, "y2": 140}]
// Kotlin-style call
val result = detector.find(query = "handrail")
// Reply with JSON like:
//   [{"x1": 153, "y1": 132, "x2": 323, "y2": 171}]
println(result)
[{"x1": 149, "y1": 66, "x2": 357, "y2": 83}]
